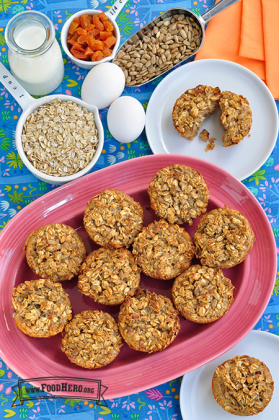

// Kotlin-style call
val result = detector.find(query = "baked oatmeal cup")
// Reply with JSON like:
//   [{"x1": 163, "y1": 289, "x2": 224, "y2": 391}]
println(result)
[
  {"x1": 78, "y1": 247, "x2": 141, "y2": 305},
  {"x1": 219, "y1": 91, "x2": 252, "y2": 147},
  {"x1": 118, "y1": 288, "x2": 180, "y2": 353},
  {"x1": 148, "y1": 164, "x2": 209, "y2": 225},
  {"x1": 193, "y1": 206, "x2": 255, "y2": 268},
  {"x1": 172, "y1": 85, "x2": 221, "y2": 140},
  {"x1": 172, "y1": 264, "x2": 234, "y2": 323},
  {"x1": 24, "y1": 223, "x2": 86, "y2": 281},
  {"x1": 61, "y1": 310, "x2": 123, "y2": 369},
  {"x1": 12, "y1": 279, "x2": 72, "y2": 338},
  {"x1": 83, "y1": 189, "x2": 143, "y2": 248},
  {"x1": 132, "y1": 219, "x2": 195, "y2": 280},
  {"x1": 212, "y1": 355, "x2": 274, "y2": 416}
]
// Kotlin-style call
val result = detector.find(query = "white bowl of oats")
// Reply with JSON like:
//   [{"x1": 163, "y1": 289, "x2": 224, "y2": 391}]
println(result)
[{"x1": 15, "y1": 94, "x2": 104, "y2": 185}]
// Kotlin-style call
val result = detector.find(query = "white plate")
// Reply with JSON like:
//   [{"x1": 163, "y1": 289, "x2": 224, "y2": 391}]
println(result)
[
  {"x1": 145, "y1": 59, "x2": 279, "y2": 181},
  {"x1": 180, "y1": 330, "x2": 278, "y2": 420}
]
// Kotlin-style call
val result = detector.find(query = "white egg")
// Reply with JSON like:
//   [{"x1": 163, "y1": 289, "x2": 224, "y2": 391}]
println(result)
[
  {"x1": 81, "y1": 63, "x2": 125, "y2": 110},
  {"x1": 107, "y1": 96, "x2": 145, "y2": 143}
]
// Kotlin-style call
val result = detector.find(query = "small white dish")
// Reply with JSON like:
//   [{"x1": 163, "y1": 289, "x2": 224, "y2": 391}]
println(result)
[
  {"x1": 60, "y1": 0, "x2": 128, "y2": 70},
  {"x1": 180, "y1": 330, "x2": 279, "y2": 420},
  {"x1": 145, "y1": 59, "x2": 279, "y2": 181}
]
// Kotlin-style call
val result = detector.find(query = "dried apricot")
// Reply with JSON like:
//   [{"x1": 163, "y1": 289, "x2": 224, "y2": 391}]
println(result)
[
  {"x1": 104, "y1": 21, "x2": 114, "y2": 32},
  {"x1": 69, "y1": 21, "x2": 79, "y2": 35},
  {"x1": 93, "y1": 15, "x2": 104, "y2": 31},
  {"x1": 99, "y1": 31, "x2": 113, "y2": 41},
  {"x1": 104, "y1": 36, "x2": 117, "y2": 48},
  {"x1": 92, "y1": 51, "x2": 104, "y2": 61},
  {"x1": 81, "y1": 14, "x2": 91, "y2": 29},
  {"x1": 67, "y1": 13, "x2": 116, "y2": 62}
]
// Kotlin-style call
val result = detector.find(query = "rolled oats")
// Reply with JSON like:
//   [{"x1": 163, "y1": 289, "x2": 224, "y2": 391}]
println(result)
[
  {"x1": 78, "y1": 248, "x2": 141, "y2": 306},
  {"x1": 118, "y1": 288, "x2": 180, "y2": 353},
  {"x1": 24, "y1": 223, "x2": 86, "y2": 281},
  {"x1": 12, "y1": 279, "x2": 72, "y2": 337},
  {"x1": 83, "y1": 189, "x2": 143, "y2": 249},
  {"x1": 21, "y1": 99, "x2": 99, "y2": 177},
  {"x1": 193, "y1": 206, "x2": 255, "y2": 268},
  {"x1": 61, "y1": 310, "x2": 123, "y2": 369},
  {"x1": 219, "y1": 91, "x2": 252, "y2": 147},
  {"x1": 132, "y1": 219, "x2": 195, "y2": 280},
  {"x1": 172, "y1": 85, "x2": 221, "y2": 140},
  {"x1": 147, "y1": 164, "x2": 209, "y2": 225},
  {"x1": 172, "y1": 264, "x2": 234, "y2": 323},
  {"x1": 212, "y1": 355, "x2": 274, "y2": 416}
]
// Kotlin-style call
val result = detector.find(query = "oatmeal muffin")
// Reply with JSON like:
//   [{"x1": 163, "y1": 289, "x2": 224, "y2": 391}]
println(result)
[
  {"x1": 24, "y1": 223, "x2": 86, "y2": 281},
  {"x1": 212, "y1": 355, "x2": 274, "y2": 416},
  {"x1": 78, "y1": 247, "x2": 141, "y2": 305},
  {"x1": 172, "y1": 85, "x2": 221, "y2": 140},
  {"x1": 12, "y1": 279, "x2": 72, "y2": 338},
  {"x1": 132, "y1": 219, "x2": 195, "y2": 280},
  {"x1": 193, "y1": 206, "x2": 255, "y2": 268},
  {"x1": 83, "y1": 189, "x2": 143, "y2": 248},
  {"x1": 172, "y1": 265, "x2": 234, "y2": 323},
  {"x1": 61, "y1": 310, "x2": 123, "y2": 369},
  {"x1": 219, "y1": 91, "x2": 252, "y2": 147},
  {"x1": 118, "y1": 288, "x2": 180, "y2": 353},
  {"x1": 147, "y1": 165, "x2": 209, "y2": 225}
]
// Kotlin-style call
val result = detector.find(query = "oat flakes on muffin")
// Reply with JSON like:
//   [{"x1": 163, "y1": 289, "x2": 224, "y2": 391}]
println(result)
[
  {"x1": 172, "y1": 85, "x2": 221, "y2": 140},
  {"x1": 219, "y1": 91, "x2": 252, "y2": 147},
  {"x1": 83, "y1": 189, "x2": 143, "y2": 249},
  {"x1": 78, "y1": 247, "x2": 141, "y2": 305},
  {"x1": 132, "y1": 219, "x2": 195, "y2": 280},
  {"x1": 193, "y1": 206, "x2": 255, "y2": 268},
  {"x1": 118, "y1": 288, "x2": 180, "y2": 353},
  {"x1": 172, "y1": 264, "x2": 234, "y2": 323},
  {"x1": 61, "y1": 310, "x2": 123, "y2": 369},
  {"x1": 24, "y1": 223, "x2": 86, "y2": 281},
  {"x1": 212, "y1": 355, "x2": 274, "y2": 416},
  {"x1": 12, "y1": 279, "x2": 72, "y2": 338},
  {"x1": 147, "y1": 164, "x2": 209, "y2": 225}
]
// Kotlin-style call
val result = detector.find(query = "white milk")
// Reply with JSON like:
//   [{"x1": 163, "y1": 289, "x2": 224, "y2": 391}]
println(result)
[
  {"x1": 7, "y1": 21, "x2": 64, "y2": 95},
  {"x1": 14, "y1": 25, "x2": 46, "y2": 50}
]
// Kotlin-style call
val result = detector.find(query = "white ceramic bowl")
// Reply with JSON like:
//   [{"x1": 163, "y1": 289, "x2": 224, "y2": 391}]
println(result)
[
  {"x1": 60, "y1": 9, "x2": 120, "y2": 70},
  {"x1": 16, "y1": 94, "x2": 104, "y2": 185}
]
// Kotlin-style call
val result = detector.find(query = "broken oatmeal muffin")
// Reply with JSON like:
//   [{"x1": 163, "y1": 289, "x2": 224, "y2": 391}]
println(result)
[
  {"x1": 172, "y1": 85, "x2": 221, "y2": 140},
  {"x1": 199, "y1": 128, "x2": 210, "y2": 142},
  {"x1": 83, "y1": 189, "x2": 143, "y2": 249},
  {"x1": 78, "y1": 247, "x2": 141, "y2": 305},
  {"x1": 219, "y1": 91, "x2": 252, "y2": 147},
  {"x1": 193, "y1": 206, "x2": 255, "y2": 268},
  {"x1": 61, "y1": 310, "x2": 123, "y2": 369},
  {"x1": 172, "y1": 264, "x2": 234, "y2": 323},
  {"x1": 212, "y1": 355, "x2": 274, "y2": 416},
  {"x1": 24, "y1": 223, "x2": 86, "y2": 281},
  {"x1": 12, "y1": 279, "x2": 72, "y2": 338},
  {"x1": 118, "y1": 288, "x2": 180, "y2": 353},
  {"x1": 147, "y1": 164, "x2": 209, "y2": 225},
  {"x1": 132, "y1": 219, "x2": 195, "y2": 280}
]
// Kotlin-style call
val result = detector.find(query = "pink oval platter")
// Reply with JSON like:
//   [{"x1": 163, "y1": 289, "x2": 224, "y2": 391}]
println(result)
[{"x1": 0, "y1": 154, "x2": 276, "y2": 399}]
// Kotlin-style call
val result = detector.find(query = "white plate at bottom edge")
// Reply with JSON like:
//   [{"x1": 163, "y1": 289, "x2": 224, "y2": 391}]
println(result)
[{"x1": 180, "y1": 330, "x2": 278, "y2": 419}]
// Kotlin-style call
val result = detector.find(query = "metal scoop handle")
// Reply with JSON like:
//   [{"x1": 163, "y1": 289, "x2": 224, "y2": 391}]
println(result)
[
  {"x1": 201, "y1": 0, "x2": 241, "y2": 24},
  {"x1": 0, "y1": 62, "x2": 35, "y2": 111}
]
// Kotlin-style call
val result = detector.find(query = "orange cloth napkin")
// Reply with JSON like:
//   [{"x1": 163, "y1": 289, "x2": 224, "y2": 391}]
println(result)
[{"x1": 195, "y1": 0, "x2": 279, "y2": 99}]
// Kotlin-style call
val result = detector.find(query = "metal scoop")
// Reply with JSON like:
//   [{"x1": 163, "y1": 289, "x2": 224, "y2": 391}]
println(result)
[{"x1": 113, "y1": 0, "x2": 240, "y2": 87}]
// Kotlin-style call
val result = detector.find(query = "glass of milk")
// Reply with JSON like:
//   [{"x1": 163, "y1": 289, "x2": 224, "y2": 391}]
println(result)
[{"x1": 5, "y1": 11, "x2": 64, "y2": 96}]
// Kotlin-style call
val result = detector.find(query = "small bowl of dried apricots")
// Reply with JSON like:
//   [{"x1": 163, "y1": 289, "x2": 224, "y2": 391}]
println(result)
[{"x1": 61, "y1": 7, "x2": 122, "y2": 70}]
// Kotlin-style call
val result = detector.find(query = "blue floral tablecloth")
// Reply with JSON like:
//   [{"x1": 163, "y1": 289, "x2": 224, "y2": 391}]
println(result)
[{"x1": 0, "y1": 0, "x2": 278, "y2": 419}]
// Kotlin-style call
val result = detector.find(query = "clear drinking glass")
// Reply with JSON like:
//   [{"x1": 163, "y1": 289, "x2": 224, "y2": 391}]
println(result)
[{"x1": 5, "y1": 11, "x2": 64, "y2": 96}]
